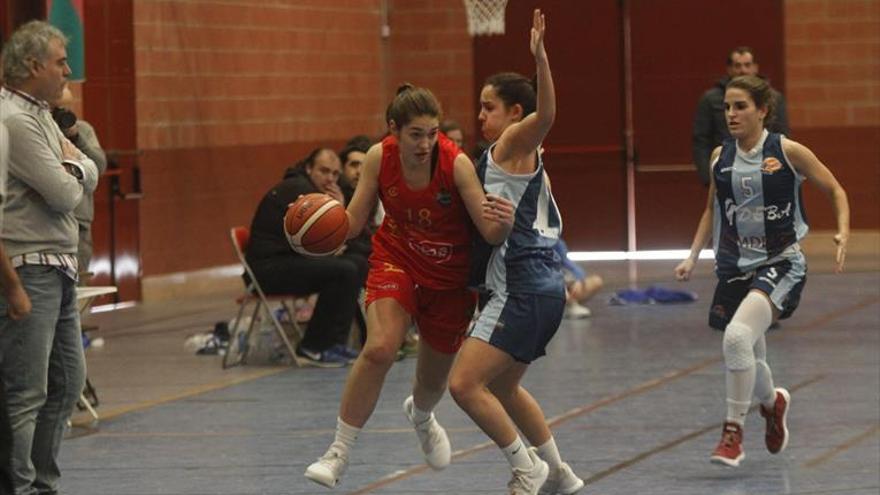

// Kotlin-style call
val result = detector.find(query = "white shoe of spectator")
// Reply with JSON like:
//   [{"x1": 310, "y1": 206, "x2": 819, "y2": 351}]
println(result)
[{"x1": 564, "y1": 301, "x2": 592, "y2": 319}]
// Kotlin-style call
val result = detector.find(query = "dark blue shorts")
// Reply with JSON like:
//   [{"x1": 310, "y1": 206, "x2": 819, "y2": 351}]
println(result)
[
  {"x1": 468, "y1": 292, "x2": 565, "y2": 363},
  {"x1": 709, "y1": 256, "x2": 807, "y2": 330}
]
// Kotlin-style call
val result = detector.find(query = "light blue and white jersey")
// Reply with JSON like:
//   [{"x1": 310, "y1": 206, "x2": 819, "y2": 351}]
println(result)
[
  {"x1": 712, "y1": 130, "x2": 809, "y2": 276},
  {"x1": 469, "y1": 145, "x2": 565, "y2": 297}
]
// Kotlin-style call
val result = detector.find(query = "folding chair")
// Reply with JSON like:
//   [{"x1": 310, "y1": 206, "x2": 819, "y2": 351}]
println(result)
[{"x1": 224, "y1": 226, "x2": 306, "y2": 369}]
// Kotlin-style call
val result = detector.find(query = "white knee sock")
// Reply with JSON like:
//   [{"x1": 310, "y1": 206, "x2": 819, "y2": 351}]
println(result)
[
  {"x1": 333, "y1": 417, "x2": 360, "y2": 452},
  {"x1": 753, "y1": 336, "x2": 777, "y2": 409},
  {"x1": 726, "y1": 370, "x2": 755, "y2": 425},
  {"x1": 535, "y1": 436, "x2": 563, "y2": 470},
  {"x1": 723, "y1": 291, "x2": 773, "y2": 425},
  {"x1": 502, "y1": 436, "x2": 533, "y2": 470}
]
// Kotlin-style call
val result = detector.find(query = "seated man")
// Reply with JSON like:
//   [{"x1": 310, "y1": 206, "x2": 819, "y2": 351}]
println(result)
[
  {"x1": 247, "y1": 148, "x2": 368, "y2": 367},
  {"x1": 554, "y1": 238, "x2": 603, "y2": 318},
  {"x1": 439, "y1": 119, "x2": 464, "y2": 150}
]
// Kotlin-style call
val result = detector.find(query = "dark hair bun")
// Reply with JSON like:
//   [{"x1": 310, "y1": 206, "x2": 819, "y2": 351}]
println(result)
[{"x1": 396, "y1": 83, "x2": 415, "y2": 95}]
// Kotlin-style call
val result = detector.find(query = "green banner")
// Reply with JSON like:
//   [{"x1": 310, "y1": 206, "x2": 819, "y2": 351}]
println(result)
[{"x1": 47, "y1": 0, "x2": 85, "y2": 81}]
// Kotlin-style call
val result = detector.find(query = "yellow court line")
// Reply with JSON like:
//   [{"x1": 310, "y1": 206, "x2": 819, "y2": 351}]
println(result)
[
  {"x1": 75, "y1": 366, "x2": 288, "y2": 425},
  {"x1": 803, "y1": 424, "x2": 880, "y2": 468}
]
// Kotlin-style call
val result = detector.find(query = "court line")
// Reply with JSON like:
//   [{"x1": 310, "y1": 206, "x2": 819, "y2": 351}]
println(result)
[
  {"x1": 348, "y1": 296, "x2": 877, "y2": 494},
  {"x1": 803, "y1": 423, "x2": 880, "y2": 468},
  {"x1": 582, "y1": 374, "x2": 826, "y2": 485},
  {"x1": 71, "y1": 366, "x2": 287, "y2": 428}
]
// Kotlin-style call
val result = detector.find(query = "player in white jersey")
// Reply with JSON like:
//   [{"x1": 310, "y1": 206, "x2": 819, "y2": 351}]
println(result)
[
  {"x1": 447, "y1": 10, "x2": 583, "y2": 495},
  {"x1": 675, "y1": 75, "x2": 850, "y2": 467}
]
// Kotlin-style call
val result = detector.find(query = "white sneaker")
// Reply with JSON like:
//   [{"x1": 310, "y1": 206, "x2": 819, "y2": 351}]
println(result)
[
  {"x1": 508, "y1": 448, "x2": 550, "y2": 495},
  {"x1": 403, "y1": 395, "x2": 451, "y2": 470},
  {"x1": 564, "y1": 302, "x2": 591, "y2": 319},
  {"x1": 538, "y1": 462, "x2": 584, "y2": 494},
  {"x1": 304, "y1": 443, "x2": 349, "y2": 488}
]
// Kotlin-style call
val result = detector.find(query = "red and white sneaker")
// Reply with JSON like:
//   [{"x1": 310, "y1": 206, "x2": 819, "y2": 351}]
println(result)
[
  {"x1": 759, "y1": 387, "x2": 791, "y2": 454},
  {"x1": 710, "y1": 422, "x2": 744, "y2": 467}
]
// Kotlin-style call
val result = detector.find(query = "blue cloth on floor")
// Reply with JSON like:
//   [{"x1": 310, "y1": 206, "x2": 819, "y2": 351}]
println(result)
[{"x1": 610, "y1": 285, "x2": 698, "y2": 305}]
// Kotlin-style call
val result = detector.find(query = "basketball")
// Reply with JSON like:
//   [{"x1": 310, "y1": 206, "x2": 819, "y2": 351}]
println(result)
[{"x1": 284, "y1": 193, "x2": 349, "y2": 257}]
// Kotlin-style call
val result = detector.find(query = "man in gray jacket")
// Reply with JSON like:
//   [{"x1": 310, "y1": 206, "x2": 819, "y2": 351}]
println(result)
[
  {"x1": 692, "y1": 46, "x2": 789, "y2": 186},
  {"x1": 0, "y1": 20, "x2": 98, "y2": 495}
]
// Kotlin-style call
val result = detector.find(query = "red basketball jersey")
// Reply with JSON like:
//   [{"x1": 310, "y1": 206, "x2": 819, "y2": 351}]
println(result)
[{"x1": 370, "y1": 133, "x2": 473, "y2": 289}]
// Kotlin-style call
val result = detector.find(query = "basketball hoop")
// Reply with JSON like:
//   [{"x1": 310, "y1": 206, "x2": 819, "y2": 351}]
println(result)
[{"x1": 463, "y1": 0, "x2": 508, "y2": 36}]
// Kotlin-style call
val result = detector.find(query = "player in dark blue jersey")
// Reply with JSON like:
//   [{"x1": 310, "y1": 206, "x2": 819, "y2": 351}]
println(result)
[
  {"x1": 675, "y1": 75, "x2": 850, "y2": 467},
  {"x1": 447, "y1": 10, "x2": 583, "y2": 495}
]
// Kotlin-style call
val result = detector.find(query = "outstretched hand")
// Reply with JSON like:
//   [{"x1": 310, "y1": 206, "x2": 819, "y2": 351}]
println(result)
[{"x1": 530, "y1": 9, "x2": 547, "y2": 61}]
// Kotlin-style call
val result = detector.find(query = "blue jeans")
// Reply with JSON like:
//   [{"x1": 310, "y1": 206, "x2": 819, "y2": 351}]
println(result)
[{"x1": 0, "y1": 266, "x2": 84, "y2": 495}]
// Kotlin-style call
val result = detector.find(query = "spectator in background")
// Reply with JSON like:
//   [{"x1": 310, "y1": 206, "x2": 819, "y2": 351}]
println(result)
[
  {"x1": 345, "y1": 134, "x2": 374, "y2": 154},
  {"x1": 339, "y1": 142, "x2": 368, "y2": 197},
  {"x1": 692, "y1": 46, "x2": 789, "y2": 186},
  {"x1": 554, "y1": 238, "x2": 603, "y2": 319},
  {"x1": 51, "y1": 85, "x2": 107, "y2": 281},
  {"x1": 440, "y1": 119, "x2": 464, "y2": 150},
  {"x1": 0, "y1": 20, "x2": 99, "y2": 494},
  {"x1": 1, "y1": 119, "x2": 33, "y2": 495},
  {"x1": 247, "y1": 148, "x2": 367, "y2": 367},
  {"x1": 338, "y1": 140, "x2": 374, "y2": 258}
]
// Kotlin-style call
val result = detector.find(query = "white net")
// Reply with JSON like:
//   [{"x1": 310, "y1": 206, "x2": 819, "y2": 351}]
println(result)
[{"x1": 463, "y1": 0, "x2": 508, "y2": 36}]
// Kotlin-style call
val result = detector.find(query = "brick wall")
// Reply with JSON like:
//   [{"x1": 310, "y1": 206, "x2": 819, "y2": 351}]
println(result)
[
  {"x1": 785, "y1": 0, "x2": 879, "y2": 126},
  {"x1": 133, "y1": 0, "x2": 477, "y2": 276},
  {"x1": 134, "y1": 0, "x2": 387, "y2": 275},
  {"x1": 784, "y1": 0, "x2": 879, "y2": 230},
  {"x1": 387, "y1": 0, "x2": 475, "y2": 147},
  {"x1": 130, "y1": 0, "x2": 877, "y2": 278},
  {"x1": 135, "y1": 1, "x2": 386, "y2": 149}
]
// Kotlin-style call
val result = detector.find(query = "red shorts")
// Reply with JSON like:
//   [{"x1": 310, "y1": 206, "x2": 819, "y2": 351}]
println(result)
[{"x1": 365, "y1": 261, "x2": 476, "y2": 354}]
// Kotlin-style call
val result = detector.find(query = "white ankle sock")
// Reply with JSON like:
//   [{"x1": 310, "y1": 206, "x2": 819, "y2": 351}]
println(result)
[
  {"x1": 535, "y1": 437, "x2": 563, "y2": 470},
  {"x1": 502, "y1": 436, "x2": 532, "y2": 470},
  {"x1": 410, "y1": 401, "x2": 432, "y2": 424},
  {"x1": 334, "y1": 417, "x2": 361, "y2": 452}
]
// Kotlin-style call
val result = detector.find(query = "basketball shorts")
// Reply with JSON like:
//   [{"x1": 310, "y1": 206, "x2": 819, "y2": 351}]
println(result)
[
  {"x1": 709, "y1": 254, "x2": 807, "y2": 330},
  {"x1": 468, "y1": 291, "x2": 565, "y2": 364},
  {"x1": 365, "y1": 262, "x2": 476, "y2": 354}
]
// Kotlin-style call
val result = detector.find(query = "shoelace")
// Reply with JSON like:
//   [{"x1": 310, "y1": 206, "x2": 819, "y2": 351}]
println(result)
[
  {"x1": 317, "y1": 448, "x2": 346, "y2": 467},
  {"x1": 508, "y1": 468, "x2": 536, "y2": 493},
  {"x1": 721, "y1": 429, "x2": 740, "y2": 447}
]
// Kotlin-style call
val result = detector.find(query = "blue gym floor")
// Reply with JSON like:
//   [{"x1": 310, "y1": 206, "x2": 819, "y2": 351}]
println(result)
[{"x1": 60, "y1": 260, "x2": 879, "y2": 494}]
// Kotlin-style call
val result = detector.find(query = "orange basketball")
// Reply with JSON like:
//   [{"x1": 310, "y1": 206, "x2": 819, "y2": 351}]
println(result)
[{"x1": 284, "y1": 193, "x2": 349, "y2": 257}]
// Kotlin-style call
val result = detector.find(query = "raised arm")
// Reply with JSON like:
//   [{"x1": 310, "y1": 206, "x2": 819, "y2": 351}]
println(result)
[
  {"x1": 453, "y1": 154, "x2": 514, "y2": 245},
  {"x1": 784, "y1": 138, "x2": 850, "y2": 272},
  {"x1": 493, "y1": 9, "x2": 555, "y2": 164},
  {"x1": 343, "y1": 143, "x2": 381, "y2": 239},
  {"x1": 675, "y1": 146, "x2": 721, "y2": 281}
]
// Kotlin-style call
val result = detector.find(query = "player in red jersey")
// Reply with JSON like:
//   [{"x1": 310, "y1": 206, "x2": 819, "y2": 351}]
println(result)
[{"x1": 304, "y1": 84, "x2": 515, "y2": 489}]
